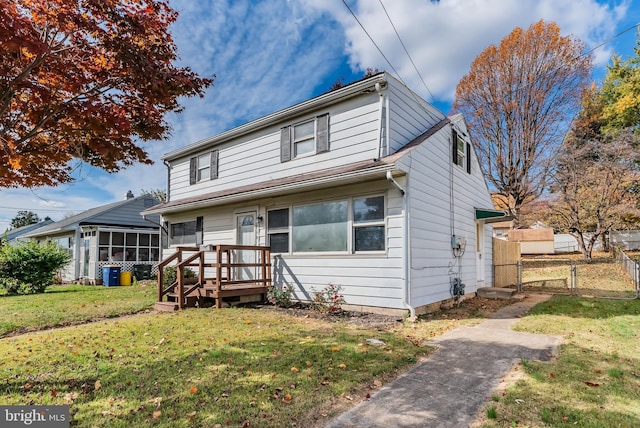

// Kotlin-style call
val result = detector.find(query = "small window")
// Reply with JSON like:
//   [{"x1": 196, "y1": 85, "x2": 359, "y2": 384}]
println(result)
[
  {"x1": 189, "y1": 150, "x2": 219, "y2": 184},
  {"x1": 454, "y1": 132, "x2": 465, "y2": 168},
  {"x1": 293, "y1": 120, "x2": 315, "y2": 157},
  {"x1": 280, "y1": 114, "x2": 329, "y2": 162},
  {"x1": 169, "y1": 217, "x2": 203, "y2": 246},
  {"x1": 353, "y1": 196, "x2": 385, "y2": 251},
  {"x1": 170, "y1": 221, "x2": 197, "y2": 245},
  {"x1": 197, "y1": 153, "x2": 210, "y2": 181},
  {"x1": 268, "y1": 208, "x2": 289, "y2": 253}
]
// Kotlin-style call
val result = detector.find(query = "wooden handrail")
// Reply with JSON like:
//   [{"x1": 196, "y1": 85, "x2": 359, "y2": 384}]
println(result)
[{"x1": 157, "y1": 244, "x2": 272, "y2": 309}]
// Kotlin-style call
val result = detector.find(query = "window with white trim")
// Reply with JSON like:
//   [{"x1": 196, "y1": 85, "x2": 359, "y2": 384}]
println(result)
[
  {"x1": 169, "y1": 216, "x2": 203, "y2": 246},
  {"x1": 453, "y1": 130, "x2": 465, "y2": 168},
  {"x1": 452, "y1": 129, "x2": 472, "y2": 174},
  {"x1": 98, "y1": 231, "x2": 160, "y2": 262},
  {"x1": 189, "y1": 150, "x2": 219, "y2": 184},
  {"x1": 51, "y1": 236, "x2": 73, "y2": 257},
  {"x1": 197, "y1": 153, "x2": 210, "y2": 181},
  {"x1": 280, "y1": 113, "x2": 329, "y2": 162},
  {"x1": 267, "y1": 196, "x2": 385, "y2": 254},
  {"x1": 293, "y1": 120, "x2": 315, "y2": 157},
  {"x1": 353, "y1": 196, "x2": 385, "y2": 251},
  {"x1": 267, "y1": 208, "x2": 289, "y2": 253},
  {"x1": 293, "y1": 201, "x2": 348, "y2": 252}
]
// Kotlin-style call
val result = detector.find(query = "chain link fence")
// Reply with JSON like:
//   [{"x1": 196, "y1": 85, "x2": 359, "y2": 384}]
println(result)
[{"x1": 497, "y1": 253, "x2": 638, "y2": 300}]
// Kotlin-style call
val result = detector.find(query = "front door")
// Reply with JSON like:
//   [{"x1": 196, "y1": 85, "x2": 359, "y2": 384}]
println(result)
[
  {"x1": 476, "y1": 222, "x2": 485, "y2": 287},
  {"x1": 235, "y1": 212, "x2": 256, "y2": 280}
]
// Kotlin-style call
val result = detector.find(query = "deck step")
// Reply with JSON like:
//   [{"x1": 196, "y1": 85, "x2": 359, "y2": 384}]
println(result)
[
  {"x1": 154, "y1": 301, "x2": 179, "y2": 312},
  {"x1": 477, "y1": 287, "x2": 518, "y2": 300}
]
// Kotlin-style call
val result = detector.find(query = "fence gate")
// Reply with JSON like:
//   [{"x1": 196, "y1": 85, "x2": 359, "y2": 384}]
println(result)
[{"x1": 493, "y1": 238, "x2": 521, "y2": 288}]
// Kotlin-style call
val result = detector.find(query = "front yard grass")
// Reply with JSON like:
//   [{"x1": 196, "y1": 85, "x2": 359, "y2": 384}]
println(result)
[
  {"x1": 0, "y1": 283, "x2": 156, "y2": 337},
  {"x1": 0, "y1": 307, "x2": 428, "y2": 427},
  {"x1": 476, "y1": 296, "x2": 640, "y2": 427}
]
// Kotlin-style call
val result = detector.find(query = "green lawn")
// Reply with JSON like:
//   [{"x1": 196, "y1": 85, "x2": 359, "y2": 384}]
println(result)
[
  {"x1": 0, "y1": 283, "x2": 156, "y2": 337},
  {"x1": 0, "y1": 306, "x2": 427, "y2": 427},
  {"x1": 4, "y1": 281, "x2": 639, "y2": 427},
  {"x1": 477, "y1": 296, "x2": 640, "y2": 427}
]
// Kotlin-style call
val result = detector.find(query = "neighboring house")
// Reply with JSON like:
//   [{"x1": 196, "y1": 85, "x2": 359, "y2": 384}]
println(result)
[
  {"x1": 509, "y1": 228, "x2": 555, "y2": 255},
  {"x1": 2, "y1": 219, "x2": 54, "y2": 246},
  {"x1": 143, "y1": 72, "x2": 502, "y2": 316},
  {"x1": 23, "y1": 192, "x2": 161, "y2": 284}
]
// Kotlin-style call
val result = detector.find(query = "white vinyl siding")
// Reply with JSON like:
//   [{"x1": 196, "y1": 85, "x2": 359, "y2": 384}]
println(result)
[
  {"x1": 386, "y1": 77, "x2": 445, "y2": 155},
  {"x1": 168, "y1": 94, "x2": 381, "y2": 201},
  {"x1": 395, "y1": 123, "x2": 494, "y2": 308},
  {"x1": 162, "y1": 180, "x2": 406, "y2": 310}
]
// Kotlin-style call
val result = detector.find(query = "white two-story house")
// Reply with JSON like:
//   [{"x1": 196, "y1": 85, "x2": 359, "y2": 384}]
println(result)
[{"x1": 143, "y1": 72, "x2": 502, "y2": 316}]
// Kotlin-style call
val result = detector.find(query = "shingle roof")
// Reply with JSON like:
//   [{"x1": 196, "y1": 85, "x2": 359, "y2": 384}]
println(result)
[{"x1": 23, "y1": 194, "x2": 160, "y2": 237}]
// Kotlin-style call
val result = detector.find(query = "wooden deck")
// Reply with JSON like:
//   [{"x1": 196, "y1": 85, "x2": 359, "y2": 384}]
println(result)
[{"x1": 155, "y1": 245, "x2": 271, "y2": 311}]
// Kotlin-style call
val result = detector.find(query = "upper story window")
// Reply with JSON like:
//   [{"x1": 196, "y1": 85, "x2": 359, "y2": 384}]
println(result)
[
  {"x1": 452, "y1": 129, "x2": 471, "y2": 174},
  {"x1": 293, "y1": 120, "x2": 315, "y2": 157},
  {"x1": 189, "y1": 150, "x2": 219, "y2": 185},
  {"x1": 280, "y1": 113, "x2": 330, "y2": 162}
]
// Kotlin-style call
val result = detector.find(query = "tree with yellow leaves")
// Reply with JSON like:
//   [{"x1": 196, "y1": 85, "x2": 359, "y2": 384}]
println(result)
[{"x1": 454, "y1": 20, "x2": 592, "y2": 226}]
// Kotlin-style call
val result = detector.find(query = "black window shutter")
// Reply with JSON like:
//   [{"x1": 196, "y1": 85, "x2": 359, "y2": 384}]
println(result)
[
  {"x1": 466, "y1": 142, "x2": 471, "y2": 174},
  {"x1": 452, "y1": 130, "x2": 458, "y2": 166},
  {"x1": 189, "y1": 157, "x2": 197, "y2": 184},
  {"x1": 195, "y1": 216, "x2": 203, "y2": 245},
  {"x1": 316, "y1": 113, "x2": 330, "y2": 153},
  {"x1": 210, "y1": 150, "x2": 219, "y2": 179},
  {"x1": 280, "y1": 126, "x2": 291, "y2": 162}
]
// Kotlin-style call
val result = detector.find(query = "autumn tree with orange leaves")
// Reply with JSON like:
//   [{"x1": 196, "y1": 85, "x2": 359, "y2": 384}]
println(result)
[
  {"x1": 454, "y1": 20, "x2": 592, "y2": 226},
  {"x1": 0, "y1": 0, "x2": 213, "y2": 188}
]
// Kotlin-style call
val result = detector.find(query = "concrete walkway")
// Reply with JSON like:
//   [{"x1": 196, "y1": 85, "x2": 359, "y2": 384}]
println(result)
[{"x1": 327, "y1": 294, "x2": 562, "y2": 428}]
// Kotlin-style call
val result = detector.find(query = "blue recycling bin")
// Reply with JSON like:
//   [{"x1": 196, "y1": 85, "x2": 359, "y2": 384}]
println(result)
[{"x1": 102, "y1": 265, "x2": 121, "y2": 286}]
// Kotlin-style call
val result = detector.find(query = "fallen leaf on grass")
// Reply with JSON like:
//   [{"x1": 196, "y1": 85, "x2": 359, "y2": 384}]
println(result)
[
  {"x1": 282, "y1": 393, "x2": 292, "y2": 403},
  {"x1": 94, "y1": 380, "x2": 102, "y2": 391},
  {"x1": 290, "y1": 367, "x2": 299, "y2": 373},
  {"x1": 585, "y1": 381, "x2": 599, "y2": 387},
  {"x1": 188, "y1": 411, "x2": 197, "y2": 422},
  {"x1": 63, "y1": 392, "x2": 78, "y2": 404},
  {"x1": 152, "y1": 411, "x2": 161, "y2": 420},
  {"x1": 373, "y1": 380, "x2": 382, "y2": 388},
  {"x1": 150, "y1": 397, "x2": 162, "y2": 409},
  {"x1": 338, "y1": 364, "x2": 347, "y2": 369},
  {"x1": 190, "y1": 386, "x2": 198, "y2": 394}
]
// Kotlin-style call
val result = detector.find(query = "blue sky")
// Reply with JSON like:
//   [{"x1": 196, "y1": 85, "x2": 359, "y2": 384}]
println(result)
[{"x1": 1, "y1": 0, "x2": 638, "y2": 231}]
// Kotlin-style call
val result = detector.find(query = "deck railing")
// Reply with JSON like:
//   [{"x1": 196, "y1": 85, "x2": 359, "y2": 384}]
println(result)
[{"x1": 156, "y1": 244, "x2": 272, "y2": 309}]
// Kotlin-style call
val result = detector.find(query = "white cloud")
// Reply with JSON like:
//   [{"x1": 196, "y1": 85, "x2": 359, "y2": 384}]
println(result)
[
  {"x1": 307, "y1": 0, "x2": 629, "y2": 101},
  {"x1": 0, "y1": 0, "x2": 632, "y2": 228}
]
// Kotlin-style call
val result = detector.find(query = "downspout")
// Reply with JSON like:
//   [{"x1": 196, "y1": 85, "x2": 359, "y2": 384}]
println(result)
[
  {"x1": 163, "y1": 159, "x2": 171, "y2": 202},
  {"x1": 387, "y1": 170, "x2": 414, "y2": 317}
]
